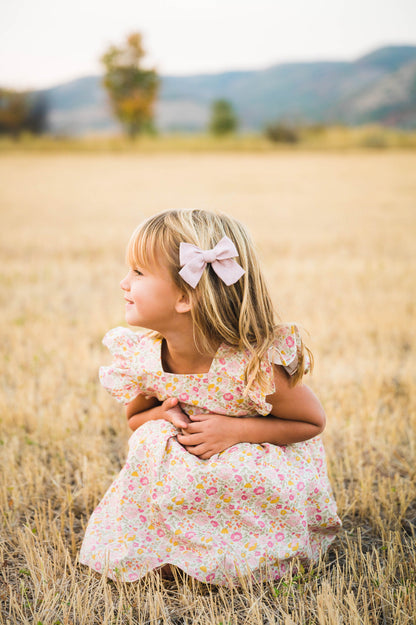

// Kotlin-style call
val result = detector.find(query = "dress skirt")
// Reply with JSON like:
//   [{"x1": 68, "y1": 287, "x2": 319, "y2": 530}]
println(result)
[{"x1": 79, "y1": 420, "x2": 341, "y2": 585}]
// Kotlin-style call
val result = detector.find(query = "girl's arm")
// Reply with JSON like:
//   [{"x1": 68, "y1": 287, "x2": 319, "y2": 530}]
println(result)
[
  {"x1": 238, "y1": 364, "x2": 325, "y2": 444},
  {"x1": 177, "y1": 365, "x2": 326, "y2": 459},
  {"x1": 126, "y1": 394, "x2": 190, "y2": 431}
]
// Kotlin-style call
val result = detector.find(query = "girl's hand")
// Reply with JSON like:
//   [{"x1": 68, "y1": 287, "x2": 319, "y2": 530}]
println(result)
[
  {"x1": 177, "y1": 413, "x2": 241, "y2": 460},
  {"x1": 160, "y1": 397, "x2": 191, "y2": 430}
]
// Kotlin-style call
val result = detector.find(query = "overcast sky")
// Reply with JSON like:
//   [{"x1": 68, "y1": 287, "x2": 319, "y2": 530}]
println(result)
[{"x1": 1, "y1": 0, "x2": 415, "y2": 90}]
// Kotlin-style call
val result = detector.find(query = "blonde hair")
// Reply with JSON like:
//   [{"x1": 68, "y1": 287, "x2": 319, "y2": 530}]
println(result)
[{"x1": 127, "y1": 209, "x2": 312, "y2": 393}]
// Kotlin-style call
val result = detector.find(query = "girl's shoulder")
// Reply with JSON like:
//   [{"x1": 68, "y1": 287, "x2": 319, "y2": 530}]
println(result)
[
  {"x1": 222, "y1": 323, "x2": 308, "y2": 377},
  {"x1": 99, "y1": 327, "x2": 157, "y2": 405},
  {"x1": 268, "y1": 323, "x2": 310, "y2": 376},
  {"x1": 102, "y1": 326, "x2": 156, "y2": 357}
]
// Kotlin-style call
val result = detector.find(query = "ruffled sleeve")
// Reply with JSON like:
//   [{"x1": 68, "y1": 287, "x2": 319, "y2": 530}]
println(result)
[
  {"x1": 268, "y1": 323, "x2": 310, "y2": 376},
  {"x1": 98, "y1": 326, "x2": 145, "y2": 405},
  {"x1": 246, "y1": 324, "x2": 310, "y2": 416}
]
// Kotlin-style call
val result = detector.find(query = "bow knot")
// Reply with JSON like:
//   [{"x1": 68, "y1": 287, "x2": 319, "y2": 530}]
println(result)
[
  {"x1": 202, "y1": 250, "x2": 217, "y2": 264},
  {"x1": 179, "y1": 236, "x2": 245, "y2": 288}
]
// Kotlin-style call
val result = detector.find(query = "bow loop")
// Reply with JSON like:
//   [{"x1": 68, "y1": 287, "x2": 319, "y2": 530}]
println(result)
[{"x1": 179, "y1": 236, "x2": 245, "y2": 288}]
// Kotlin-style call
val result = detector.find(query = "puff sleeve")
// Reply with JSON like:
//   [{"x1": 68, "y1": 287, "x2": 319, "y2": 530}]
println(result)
[
  {"x1": 268, "y1": 323, "x2": 310, "y2": 376},
  {"x1": 99, "y1": 327, "x2": 145, "y2": 405}
]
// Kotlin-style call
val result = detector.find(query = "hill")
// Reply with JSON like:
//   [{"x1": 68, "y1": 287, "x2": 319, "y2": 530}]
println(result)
[{"x1": 35, "y1": 45, "x2": 416, "y2": 134}]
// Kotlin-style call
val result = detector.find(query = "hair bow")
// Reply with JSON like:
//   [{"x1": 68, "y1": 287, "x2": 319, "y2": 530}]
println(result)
[{"x1": 179, "y1": 236, "x2": 245, "y2": 288}]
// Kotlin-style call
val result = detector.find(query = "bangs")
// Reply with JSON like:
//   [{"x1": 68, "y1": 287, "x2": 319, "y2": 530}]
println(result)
[
  {"x1": 125, "y1": 217, "x2": 179, "y2": 281},
  {"x1": 126, "y1": 224, "x2": 160, "y2": 270}
]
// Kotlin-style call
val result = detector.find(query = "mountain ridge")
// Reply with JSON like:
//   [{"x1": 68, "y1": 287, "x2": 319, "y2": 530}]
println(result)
[{"x1": 34, "y1": 45, "x2": 416, "y2": 134}]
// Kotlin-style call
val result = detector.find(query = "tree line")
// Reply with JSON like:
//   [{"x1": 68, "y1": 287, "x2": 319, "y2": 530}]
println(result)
[{"x1": 0, "y1": 32, "x2": 297, "y2": 142}]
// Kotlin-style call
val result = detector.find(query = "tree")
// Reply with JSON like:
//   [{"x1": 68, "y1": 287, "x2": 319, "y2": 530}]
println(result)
[
  {"x1": 101, "y1": 33, "x2": 159, "y2": 138},
  {"x1": 0, "y1": 89, "x2": 48, "y2": 137},
  {"x1": 209, "y1": 99, "x2": 238, "y2": 136}
]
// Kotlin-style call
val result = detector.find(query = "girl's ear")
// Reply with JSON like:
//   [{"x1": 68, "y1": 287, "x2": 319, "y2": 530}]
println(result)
[{"x1": 175, "y1": 291, "x2": 192, "y2": 314}]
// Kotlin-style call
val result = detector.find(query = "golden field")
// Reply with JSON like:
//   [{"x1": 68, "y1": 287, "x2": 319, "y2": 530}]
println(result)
[{"x1": 0, "y1": 151, "x2": 415, "y2": 624}]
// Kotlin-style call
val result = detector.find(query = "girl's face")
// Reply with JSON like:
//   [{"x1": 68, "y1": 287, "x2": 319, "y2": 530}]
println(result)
[{"x1": 120, "y1": 260, "x2": 189, "y2": 332}]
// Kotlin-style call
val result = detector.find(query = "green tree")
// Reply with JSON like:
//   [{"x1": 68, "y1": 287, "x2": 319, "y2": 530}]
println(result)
[
  {"x1": 101, "y1": 33, "x2": 159, "y2": 138},
  {"x1": 209, "y1": 99, "x2": 238, "y2": 136}
]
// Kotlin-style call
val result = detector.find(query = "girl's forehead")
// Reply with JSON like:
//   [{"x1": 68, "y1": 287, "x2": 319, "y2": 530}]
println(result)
[{"x1": 127, "y1": 240, "x2": 171, "y2": 275}]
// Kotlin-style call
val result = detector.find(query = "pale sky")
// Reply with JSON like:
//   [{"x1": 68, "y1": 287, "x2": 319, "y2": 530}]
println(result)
[{"x1": 1, "y1": 0, "x2": 415, "y2": 90}]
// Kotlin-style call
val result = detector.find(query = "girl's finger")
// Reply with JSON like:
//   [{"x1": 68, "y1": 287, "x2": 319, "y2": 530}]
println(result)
[
  {"x1": 189, "y1": 413, "x2": 212, "y2": 421},
  {"x1": 177, "y1": 433, "x2": 204, "y2": 446},
  {"x1": 184, "y1": 444, "x2": 207, "y2": 456},
  {"x1": 184, "y1": 422, "x2": 204, "y2": 434}
]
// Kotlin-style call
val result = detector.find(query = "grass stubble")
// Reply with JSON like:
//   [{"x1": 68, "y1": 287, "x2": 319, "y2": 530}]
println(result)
[{"x1": 0, "y1": 151, "x2": 415, "y2": 624}]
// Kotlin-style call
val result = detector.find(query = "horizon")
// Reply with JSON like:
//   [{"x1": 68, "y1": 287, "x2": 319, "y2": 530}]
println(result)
[{"x1": 11, "y1": 42, "x2": 416, "y2": 93}]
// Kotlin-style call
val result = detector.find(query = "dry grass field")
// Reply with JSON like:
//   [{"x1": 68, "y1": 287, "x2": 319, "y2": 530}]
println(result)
[{"x1": 1, "y1": 151, "x2": 415, "y2": 624}]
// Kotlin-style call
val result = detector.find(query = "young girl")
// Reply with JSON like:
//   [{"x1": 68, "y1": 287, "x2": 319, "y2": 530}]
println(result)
[{"x1": 80, "y1": 208, "x2": 341, "y2": 585}]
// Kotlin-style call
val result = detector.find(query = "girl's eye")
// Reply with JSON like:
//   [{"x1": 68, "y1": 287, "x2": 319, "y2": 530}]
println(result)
[{"x1": 134, "y1": 269, "x2": 143, "y2": 276}]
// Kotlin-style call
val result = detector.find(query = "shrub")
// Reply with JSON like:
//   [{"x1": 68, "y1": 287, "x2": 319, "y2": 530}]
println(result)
[{"x1": 264, "y1": 122, "x2": 299, "y2": 143}]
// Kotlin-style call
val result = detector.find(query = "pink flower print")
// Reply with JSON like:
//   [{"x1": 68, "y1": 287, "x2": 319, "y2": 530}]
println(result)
[
  {"x1": 235, "y1": 475, "x2": 242, "y2": 482},
  {"x1": 187, "y1": 474, "x2": 194, "y2": 482},
  {"x1": 185, "y1": 531, "x2": 196, "y2": 539},
  {"x1": 94, "y1": 562, "x2": 102, "y2": 571},
  {"x1": 254, "y1": 486, "x2": 265, "y2": 495},
  {"x1": 286, "y1": 336, "x2": 295, "y2": 348},
  {"x1": 206, "y1": 573, "x2": 216, "y2": 582},
  {"x1": 223, "y1": 392, "x2": 234, "y2": 401},
  {"x1": 289, "y1": 495, "x2": 294, "y2": 501},
  {"x1": 140, "y1": 476, "x2": 149, "y2": 486},
  {"x1": 179, "y1": 392, "x2": 189, "y2": 401},
  {"x1": 211, "y1": 520, "x2": 219, "y2": 527},
  {"x1": 128, "y1": 572, "x2": 139, "y2": 580},
  {"x1": 267, "y1": 541, "x2": 274, "y2": 548},
  {"x1": 258, "y1": 520, "x2": 265, "y2": 528},
  {"x1": 193, "y1": 386, "x2": 199, "y2": 393},
  {"x1": 207, "y1": 487, "x2": 218, "y2": 496},
  {"x1": 128, "y1": 484, "x2": 134, "y2": 491},
  {"x1": 219, "y1": 358, "x2": 226, "y2": 365},
  {"x1": 316, "y1": 514, "x2": 322, "y2": 521},
  {"x1": 139, "y1": 515, "x2": 147, "y2": 523},
  {"x1": 297, "y1": 482, "x2": 305, "y2": 491},
  {"x1": 241, "y1": 494, "x2": 248, "y2": 500},
  {"x1": 231, "y1": 532, "x2": 242, "y2": 541},
  {"x1": 275, "y1": 532, "x2": 284, "y2": 542},
  {"x1": 157, "y1": 529, "x2": 165, "y2": 537},
  {"x1": 195, "y1": 496, "x2": 201, "y2": 502}
]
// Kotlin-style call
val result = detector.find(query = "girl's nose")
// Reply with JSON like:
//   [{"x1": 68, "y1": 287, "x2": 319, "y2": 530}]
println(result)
[{"x1": 120, "y1": 273, "x2": 130, "y2": 291}]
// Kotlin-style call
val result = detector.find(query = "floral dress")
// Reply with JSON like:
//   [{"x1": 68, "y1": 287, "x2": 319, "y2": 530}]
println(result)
[{"x1": 79, "y1": 325, "x2": 341, "y2": 585}]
